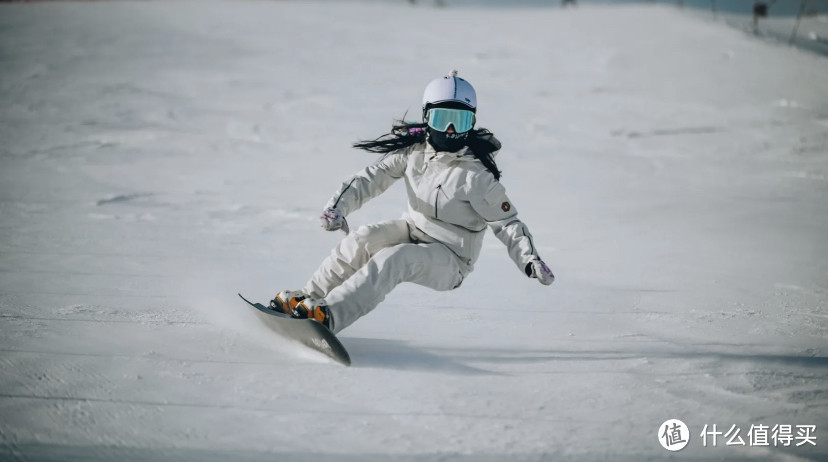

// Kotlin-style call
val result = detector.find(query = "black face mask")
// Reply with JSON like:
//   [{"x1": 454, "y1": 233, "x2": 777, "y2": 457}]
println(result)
[{"x1": 428, "y1": 128, "x2": 469, "y2": 153}]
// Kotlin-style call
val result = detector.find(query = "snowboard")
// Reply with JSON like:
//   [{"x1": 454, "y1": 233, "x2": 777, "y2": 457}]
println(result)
[{"x1": 238, "y1": 293, "x2": 351, "y2": 366}]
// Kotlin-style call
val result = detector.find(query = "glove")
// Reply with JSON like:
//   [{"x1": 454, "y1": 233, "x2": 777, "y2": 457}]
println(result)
[
  {"x1": 320, "y1": 208, "x2": 349, "y2": 234},
  {"x1": 525, "y1": 259, "x2": 555, "y2": 285}
]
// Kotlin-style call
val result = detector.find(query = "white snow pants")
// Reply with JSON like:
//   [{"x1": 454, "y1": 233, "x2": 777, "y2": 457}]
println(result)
[{"x1": 302, "y1": 219, "x2": 468, "y2": 333}]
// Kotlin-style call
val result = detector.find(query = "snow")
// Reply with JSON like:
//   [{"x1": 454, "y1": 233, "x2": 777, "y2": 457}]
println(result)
[{"x1": 1, "y1": 1, "x2": 827, "y2": 461}]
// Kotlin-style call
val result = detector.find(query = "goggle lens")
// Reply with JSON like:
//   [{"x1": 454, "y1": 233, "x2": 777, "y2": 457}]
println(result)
[{"x1": 426, "y1": 108, "x2": 475, "y2": 133}]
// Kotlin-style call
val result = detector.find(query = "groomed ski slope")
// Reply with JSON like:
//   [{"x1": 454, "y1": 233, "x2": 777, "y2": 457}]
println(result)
[{"x1": 1, "y1": 2, "x2": 827, "y2": 461}]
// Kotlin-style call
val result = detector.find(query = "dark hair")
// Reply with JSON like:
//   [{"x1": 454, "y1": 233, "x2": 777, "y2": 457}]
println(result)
[{"x1": 353, "y1": 119, "x2": 503, "y2": 180}]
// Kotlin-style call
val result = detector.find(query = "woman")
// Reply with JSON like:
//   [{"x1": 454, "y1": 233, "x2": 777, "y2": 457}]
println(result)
[{"x1": 271, "y1": 71, "x2": 555, "y2": 334}]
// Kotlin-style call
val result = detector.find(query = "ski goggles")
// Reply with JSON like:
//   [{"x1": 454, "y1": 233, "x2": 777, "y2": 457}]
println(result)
[{"x1": 426, "y1": 108, "x2": 475, "y2": 133}]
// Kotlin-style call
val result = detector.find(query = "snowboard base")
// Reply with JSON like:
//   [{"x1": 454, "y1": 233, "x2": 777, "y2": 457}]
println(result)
[{"x1": 238, "y1": 293, "x2": 351, "y2": 366}]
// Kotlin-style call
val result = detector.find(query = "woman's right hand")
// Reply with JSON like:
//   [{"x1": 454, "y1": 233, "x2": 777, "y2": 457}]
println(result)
[{"x1": 526, "y1": 259, "x2": 555, "y2": 286}]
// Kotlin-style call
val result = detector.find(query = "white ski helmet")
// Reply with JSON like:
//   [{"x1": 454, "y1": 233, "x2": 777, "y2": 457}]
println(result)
[{"x1": 422, "y1": 70, "x2": 477, "y2": 116}]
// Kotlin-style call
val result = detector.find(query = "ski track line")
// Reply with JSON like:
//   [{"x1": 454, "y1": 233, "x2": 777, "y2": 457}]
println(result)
[
  {"x1": 405, "y1": 304, "x2": 678, "y2": 314},
  {"x1": 0, "y1": 314, "x2": 205, "y2": 326},
  {"x1": 0, "y1": 348, "x2": 293, "y2": 366},
  {"x1": 0, "y1": 393, "x2": 587, "y2": 423},
  {"x1": 0, "y1": 291, "x2": 169, "y2": 299},
  {"x1": 0, "y1": 269, "x2": 171, "y2": 279},
  {"x1": 0, "y1": 250, "x2": 242, "y2": 261},
  {"x1": 4, "y1": 346, "x2": 653, "y2": 369}
]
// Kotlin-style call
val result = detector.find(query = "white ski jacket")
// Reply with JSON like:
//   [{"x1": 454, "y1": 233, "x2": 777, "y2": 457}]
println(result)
[{"x1": 324, "y1": 140, "x2": 540, "y2": 274}]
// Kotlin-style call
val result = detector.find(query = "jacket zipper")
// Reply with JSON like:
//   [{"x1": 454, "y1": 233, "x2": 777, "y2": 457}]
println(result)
[{"x1": 435, "y1": 184, "x2": 444, "y2": 219}]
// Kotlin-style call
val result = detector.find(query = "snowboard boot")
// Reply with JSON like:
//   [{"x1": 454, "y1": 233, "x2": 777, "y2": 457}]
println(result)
[
  {"x1": 269, "y1": 290, "x2": 306, "y2": 315},
  {"x1": 292, "y1": 297, "x2": 331, "y2": 329},
  {"x1": 270, "y1": 291, "x2": 331, "y2": 329}
]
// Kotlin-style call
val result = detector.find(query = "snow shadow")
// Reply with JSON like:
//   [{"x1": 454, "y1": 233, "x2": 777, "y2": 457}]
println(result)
[
  {"x1": 342, "y1": 337, "x2": 499, "y2": 376},
  {"x1": 343, "y1": 340, "x2": 828, "y2": 377},
  {"x1": 95, "y1": 193, "x2": 155, "y2": 206},
  {"x1": 440, "y1": 347, "x2": 828, "y2": 369}
]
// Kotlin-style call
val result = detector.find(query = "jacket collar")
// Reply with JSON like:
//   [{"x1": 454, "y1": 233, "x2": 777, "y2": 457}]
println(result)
[{"x1": 423, "y1": 141, "x2": 473, "y2": 161}]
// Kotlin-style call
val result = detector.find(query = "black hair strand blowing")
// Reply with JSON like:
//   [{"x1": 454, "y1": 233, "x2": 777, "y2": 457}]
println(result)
[{"x1": 352, "y1": 119, "x2": 502, "y2": 181}]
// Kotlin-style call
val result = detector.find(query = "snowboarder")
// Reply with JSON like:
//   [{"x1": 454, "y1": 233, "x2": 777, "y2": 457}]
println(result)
[{"x1": 270, "y1": 71, "x2": 555, "y2": 333}]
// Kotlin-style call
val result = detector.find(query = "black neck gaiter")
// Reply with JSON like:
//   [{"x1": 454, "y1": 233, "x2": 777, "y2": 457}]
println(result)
[{"x1": 427, "y1": 128, "x2": 469, "y2": 153}]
